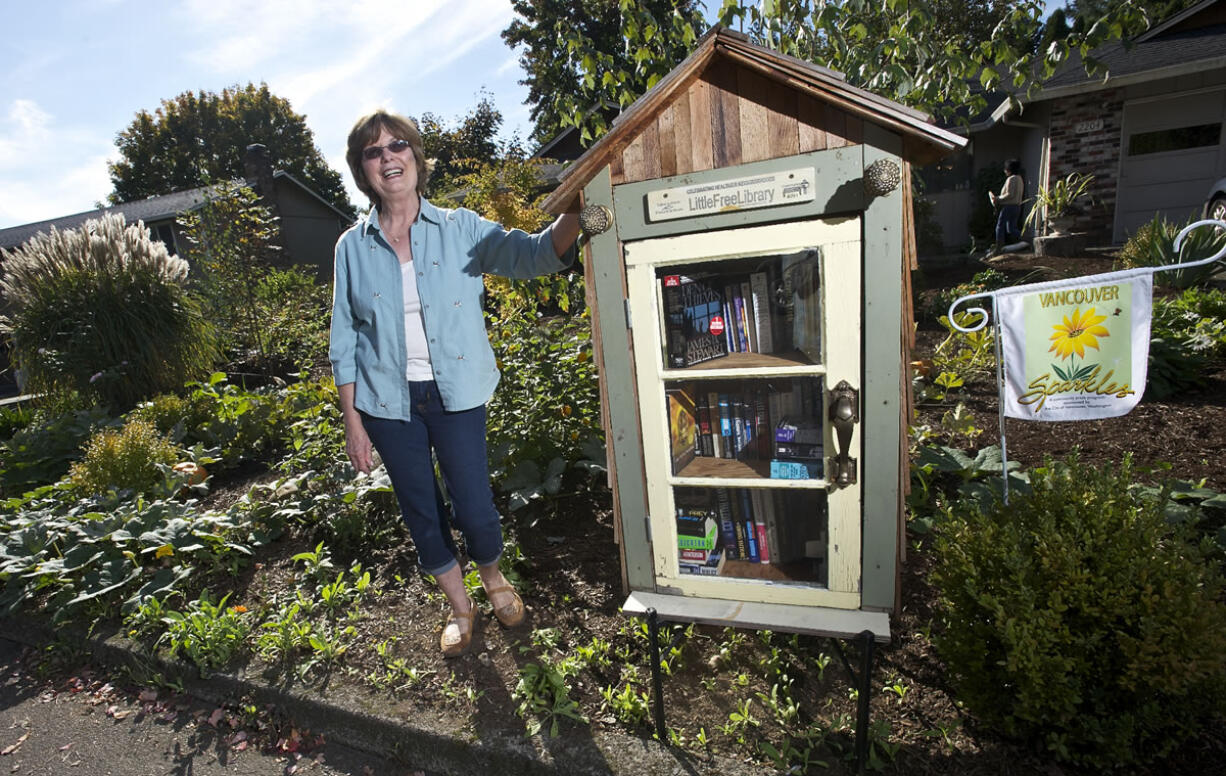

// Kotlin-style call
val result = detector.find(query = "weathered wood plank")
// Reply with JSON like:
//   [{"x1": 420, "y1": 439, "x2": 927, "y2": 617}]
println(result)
[
  {"x1": 672, "y1": 91, "x2": 693, "y2": 175},
  {"x1": 688, "y1": 77, "x2": 714, "y2": 173},
  {"x1": 798, "y1": 94, "x2": 828, "y2": 152},
  {"x1": 736, "y1": 67, "x2": 771, "y2": 163},
  {"x1": 708, "y1": 60, "x2": 742, "y2": 168},
  {"x1": 765, "y1": 78, "x2": 800, "y2": 158},
  {"x1": 621, "y1": 133, "x2": 646, "y2": 183},
  {"x1": 639, "y1": 117, "x2": 662, "y2": 182}
]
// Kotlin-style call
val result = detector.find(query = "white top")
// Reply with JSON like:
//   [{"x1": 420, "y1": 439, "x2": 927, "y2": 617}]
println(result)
[{"x1": 400, "y1": 261, "x2": 434, "y2": 380}]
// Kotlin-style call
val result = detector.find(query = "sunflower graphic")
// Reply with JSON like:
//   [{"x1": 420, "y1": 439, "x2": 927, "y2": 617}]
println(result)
[{"x1": 1048, "y1": 306, "x2": 1109, "y2": 380}]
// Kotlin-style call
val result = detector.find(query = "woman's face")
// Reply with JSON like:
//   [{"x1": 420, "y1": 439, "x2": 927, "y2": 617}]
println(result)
[{"x1": 361, "y1": 127, "x2": 418, "y2": 204}]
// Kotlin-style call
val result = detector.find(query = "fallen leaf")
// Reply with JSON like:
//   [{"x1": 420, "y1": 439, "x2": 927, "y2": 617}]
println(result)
[
  {"x1": 207, "y1": 708, "x2": 225, "y2": 728},
  {"x1": 1, "y1": 733, "x2": 30, "y2": 756},
  {"x1": 58, "y1": 744, "x2": 72, "y2": 752},
  {"x1": 138, "y1": 690, "x2": 158, "y2": 703}
]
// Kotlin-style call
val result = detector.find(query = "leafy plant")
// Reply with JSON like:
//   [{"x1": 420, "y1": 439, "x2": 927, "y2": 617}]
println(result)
[
  {"x1": 512, "y1": 661, "x2": 588, "y2": 737},
  {"x1": 68, "y1": 418, "x2": 181, "y2": 498},
  {"x1": 0, "y1": 212, "x2": 218, "y2": 410},
  {"x1": 931, "y1": 453, "x2": 1226, "y2": 769},
  {"x1": 1146, "y1": 287, "x2": 1226, "y2": 399},
  {"x1": 0, "y1": 406, "x2": 113, "y2": 496},
  {"x1": 1023, "y1": 171, "x2": 1095, "y2": 234},
  {"x1": 1116, "y1": 213, "x2": 1226, "y2": 289},
  {"x1": 158, "y1": 591, "x2": 252, "y2": 676}
]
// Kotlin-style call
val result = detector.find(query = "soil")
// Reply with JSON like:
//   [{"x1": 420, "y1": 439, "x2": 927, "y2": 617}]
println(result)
[{"x1": 40, "y1": 249, "x2": 1226, "y2": 775}]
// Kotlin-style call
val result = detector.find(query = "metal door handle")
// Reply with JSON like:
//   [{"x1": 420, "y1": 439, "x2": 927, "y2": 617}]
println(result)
[{"x1": 828, "y1": 380, "x2": 859, "y2": 488}]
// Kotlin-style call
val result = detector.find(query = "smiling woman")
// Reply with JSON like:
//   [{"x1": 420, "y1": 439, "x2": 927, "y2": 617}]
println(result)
[{"x1": 329, "y1": 109, "x2": 580, "y2": 659}]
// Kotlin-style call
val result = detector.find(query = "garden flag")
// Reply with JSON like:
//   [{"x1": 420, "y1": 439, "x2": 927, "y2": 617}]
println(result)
[{"x1": 996, "y1": 268, "x2": 1153, "y2": 421}]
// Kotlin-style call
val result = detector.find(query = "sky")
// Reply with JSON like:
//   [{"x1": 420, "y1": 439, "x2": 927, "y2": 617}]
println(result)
[{"x1": 0, "y1": 0, "x2": 543, "y2": 229}]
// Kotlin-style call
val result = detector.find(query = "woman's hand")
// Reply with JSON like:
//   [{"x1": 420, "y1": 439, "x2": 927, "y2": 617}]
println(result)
[{"x1": 344, "y1": 412, "x2": 374, "y2": 474}]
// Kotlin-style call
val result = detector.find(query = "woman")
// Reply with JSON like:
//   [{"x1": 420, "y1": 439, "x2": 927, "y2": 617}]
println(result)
[
  {"x1": 989, "y1": 159, "x2": 1025, "y2": 251},
  {"x1": 329, "y1": 110, "x2": 580, "y2": 658}
]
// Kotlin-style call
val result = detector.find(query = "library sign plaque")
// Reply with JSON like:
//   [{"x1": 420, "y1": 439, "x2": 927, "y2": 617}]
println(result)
[{"x1": 646, "y1": 167, "x2": 817, "y2": 222}]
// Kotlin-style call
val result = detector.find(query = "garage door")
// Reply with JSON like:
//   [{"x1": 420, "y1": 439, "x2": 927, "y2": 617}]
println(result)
[{"x1": 1114, "y1": 90, "x2": 1226, "y2": 243}]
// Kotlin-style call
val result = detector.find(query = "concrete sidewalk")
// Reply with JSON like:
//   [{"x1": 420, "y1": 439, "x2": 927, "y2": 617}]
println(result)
[{"x1": 1, "y1": 617, "x2": 761, "y2": 776}]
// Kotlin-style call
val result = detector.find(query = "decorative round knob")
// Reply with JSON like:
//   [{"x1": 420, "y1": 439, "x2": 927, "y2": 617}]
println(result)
[
  {"x1": 864, "y1": 159, "x2": 902, "y2": 197},
  {"x1": 578, "y1": 204, "x2": 614, "y2": 235}
]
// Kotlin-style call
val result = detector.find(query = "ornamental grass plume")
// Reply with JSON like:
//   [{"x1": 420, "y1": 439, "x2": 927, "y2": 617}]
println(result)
[{"x1": 0, "y1": 212, "x2": 218, "y2": 410}]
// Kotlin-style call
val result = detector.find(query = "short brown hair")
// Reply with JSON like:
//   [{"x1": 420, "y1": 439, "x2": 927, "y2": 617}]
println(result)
[{"x1": 345, "y1": 110, "x2": 430, "y2": 207}]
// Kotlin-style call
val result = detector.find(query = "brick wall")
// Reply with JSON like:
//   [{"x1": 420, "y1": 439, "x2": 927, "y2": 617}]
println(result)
[{"x1": 1047, "y1": 88, "x2": 1124, "y2": 240}]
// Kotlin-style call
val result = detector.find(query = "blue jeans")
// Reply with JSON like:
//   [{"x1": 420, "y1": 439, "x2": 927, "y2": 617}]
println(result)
[
  {"x1": 995, "y1": 203, "x2": 1021, "y2": 245},
  {"x1": 360, "y1": 381, "x2": 502, "y2": 576}
]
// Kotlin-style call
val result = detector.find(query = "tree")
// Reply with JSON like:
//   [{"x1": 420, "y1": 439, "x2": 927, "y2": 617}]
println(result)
[
  {"x1": 417, "y1": 94, "x2": 509, "y2": 196},
  {"x1": 552, "y1": 0, "x2": 1151, "y2": 138},
  {"x1": 108, "y1": 83, "x2": 353, "y2": 216},
  {"x1": 502, "y1": 0, "x2": 704, "y2": 145}
]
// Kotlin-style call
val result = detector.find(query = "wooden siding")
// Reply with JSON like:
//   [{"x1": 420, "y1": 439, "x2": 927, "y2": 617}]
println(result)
[{"x1": 612, "y1": 62, "x2": 865, "y2": 187}]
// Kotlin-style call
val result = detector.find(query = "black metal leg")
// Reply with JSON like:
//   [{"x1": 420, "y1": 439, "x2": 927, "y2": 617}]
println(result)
[
  {"x1": 646, "y1": 608, "x2": 667, "y2": 741},
  {"x1": 854, "y1": 630, "x2": 876, "y2": 775}
]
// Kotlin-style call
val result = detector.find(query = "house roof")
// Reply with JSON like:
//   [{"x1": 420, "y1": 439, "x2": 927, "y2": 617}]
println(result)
[
  {"x1": 540, "y1": 26, "x2": 966, "y2": 213},
  {"x1": 1026, "y1": 0, "x2": 1226, "y2": 100},
  {"x1": 0, "y1": 171, "x2": 350, "y2": 252}
]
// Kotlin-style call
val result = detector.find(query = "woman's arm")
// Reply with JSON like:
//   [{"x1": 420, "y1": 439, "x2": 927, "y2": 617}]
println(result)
[
  {"x1": 550, "y1": 211, "x2": 580, "y2": 258},
  {"x1": 338, "y1": 382, "x2": 374, "y2": 474}
]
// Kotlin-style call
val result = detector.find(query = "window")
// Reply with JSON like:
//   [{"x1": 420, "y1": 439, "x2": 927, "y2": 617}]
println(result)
[
  {"x1": 1127, "y1": 123, "x2": 1222, "y2": 156},
  {"x1": 151, "y1": 223, "x2": 178, "y2": 255}
]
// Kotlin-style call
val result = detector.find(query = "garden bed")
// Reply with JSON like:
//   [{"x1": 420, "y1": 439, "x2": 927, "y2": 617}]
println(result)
[{"x1": 4, "y1": 249, "x2": 1225, "y2": 776}]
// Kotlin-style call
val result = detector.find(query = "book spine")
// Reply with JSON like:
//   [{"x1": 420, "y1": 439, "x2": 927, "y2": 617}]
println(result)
[
  {"x1": 707, "y1": 391, "x2": 723, "y2": 459},
  {"x1": 751, "y1": 489, "x2": 771, "y2": 564},
  {"x1": 661, "y1": 275, "x2": 687, "y2": 368},
  {"x1": 718, "y1": 394, "x2": 734, "y2": 459},
  {"x1": 715, "y1": 488, "x2": 739, "y2": 560},
  {"x1": 754, "y1": 388, "x2": 770, "y2": 460},
  {"x1": 762, "y1": 490, "x2": 780, "y2": 564},
  {"x1": 731, "y1": 395, "x2": 746, "y2": 458},
  {"x1": 749, "y1": 271, "x2": 774, "y2": 353},
  {"x1": 723, "y1": 284, "x2": 739, "y2": 352},
  {"x1": 739, "y1": 279, "x2": 756, "y2": 353},
  {"x1": 695, "y1": 395, "x2": 714, "y2": 457},
  {"x1": 739, "y1": 489, "x2": 759, "y2": 562}
]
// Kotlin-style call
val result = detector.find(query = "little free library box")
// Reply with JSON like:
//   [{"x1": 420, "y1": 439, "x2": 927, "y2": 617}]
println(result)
[{"x1": 543, "y1": 27, "x2": 965, "y2": 642}]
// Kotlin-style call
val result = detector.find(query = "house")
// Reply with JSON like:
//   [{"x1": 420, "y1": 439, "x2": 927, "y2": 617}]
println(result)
[
  {"x1": 0, "y1": 144, "x2": 353, "y2": 278},
  {"x1": 924, "y1": 0, "x2": 1226, "y2": 250}
]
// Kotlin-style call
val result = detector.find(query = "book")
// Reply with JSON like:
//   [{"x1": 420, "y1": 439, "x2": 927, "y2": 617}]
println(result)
[
  {"x1": 736, "y1": 489, "x2": 759, "y2": 562},
  {"x1": 715, "y1": 489, "x2": 740, "y2": 560},
  {"x1": 706, "y1": 390, "x2": 723, "y2": 459},
  {"x1": 661, "y1": 275, "x2": 728, "y2": 368},
  {"x1": 694, "y1": 395, "x2": 715, "y2": 457},
  {"x1": 666, "y1": 387, "x2": 698, "y2": 475},
  {"x1": 723, "y1": 282, "x2": 742, "y2": 352},
  {"x1": 749, "y1": 271, "x2": 774, "y2": 353},
  {"x1": 679, "y1": 548, "x2": 726, "y2": 576},
  {"x1": 781, "y1": 250, "x2": 821, "y2": 363},
  {"x1": 754, "y1": 388, "x2": 771, "y2": 460},
  {"x1": 750, "y1": 489, "x2": 771, "y2": 564},
  {"x1": 774, "y1": 441, "x2": 824, "y2": 459},
  {"x1": 718, "y1": 394, "x2": 734, "y2": 459},
  {"x1": 676, "y1": 517, "x2": 718, "y2": 550},
  {"x1": 770, "y1": 458, "x2": 823, "y2": 479},
  {"x1": 739, "y1": 279, "x2": 756, "y2": 352},
  {"x1": 775, "y1": 417, "x2": 822, "y2": 444}
]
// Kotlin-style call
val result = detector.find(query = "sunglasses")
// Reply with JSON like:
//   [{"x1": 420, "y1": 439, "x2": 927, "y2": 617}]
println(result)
[{"x1": 361, "y1": 139, "x2": 412, "y2": 161}]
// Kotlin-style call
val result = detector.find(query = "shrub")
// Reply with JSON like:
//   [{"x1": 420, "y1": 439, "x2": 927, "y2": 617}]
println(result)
[
  {"x1": 1116, "y1": 213, "x2": 1226, "y2": 289},
  {"x1": 0, "y1": 407, "x2": 114, "y2": 496},
  {"x1": 1146, "y1": 287, "x2": 1226, "y2": 399},
  {"x1": 69, "y1": 418, "x2": 180, "y2": 497},
  {"x1": 0, "y1": 212, "x2": 219, "y2": 410},
  {"x1": 250, "y1": 266, "x2": 332, "y2": 370},
  {"x1": 931, "y1": 453, "x2": 1226, "y2": 769}
]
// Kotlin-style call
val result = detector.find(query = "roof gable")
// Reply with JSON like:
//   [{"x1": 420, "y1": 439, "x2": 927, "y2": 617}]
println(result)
[{"x1": 541, "y1": 26, "x2": 964, "y2": 213}]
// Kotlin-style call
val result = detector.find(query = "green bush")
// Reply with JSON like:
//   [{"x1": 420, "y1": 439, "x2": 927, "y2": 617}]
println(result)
[
  {"x1": 1117, "y1": 213, "x2": 1226, "y2": 289},
  {"x1": 931, "y1": 453, "x2": 1226, "y2": 769},
  {"x1": 0, "y1": 212, "x2": 219, "y2": 410},
  {"x1": 250, "y1": 266, "x2": 332, "y2": 369},
  {"x1": 69, "y1": 418, "x2": 180, "y2": 497},
  {"x1": 1146, "y1": 287, "x2": 1226, "y2": 399},
  {"x1": 129, "y1": 392, "x2": 216, "y2": 442},
  {"x1": 0, "y1": 407, "x2": 114, "y2": 496}
]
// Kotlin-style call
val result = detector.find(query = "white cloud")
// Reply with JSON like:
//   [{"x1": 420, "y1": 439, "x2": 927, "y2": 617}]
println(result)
[{"x1": 0, "y1": 100, "x2": 115, "y2": 228}]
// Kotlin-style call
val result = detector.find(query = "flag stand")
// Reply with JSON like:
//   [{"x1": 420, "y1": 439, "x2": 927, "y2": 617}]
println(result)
[{"x1": 944, "y1": 219, "x2": 1226, "y2": 503}]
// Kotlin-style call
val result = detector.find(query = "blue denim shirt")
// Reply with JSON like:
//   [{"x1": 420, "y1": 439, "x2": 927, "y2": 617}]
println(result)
[{"x1": 329, "y1": 198, "x2": 572, "y2": 419}]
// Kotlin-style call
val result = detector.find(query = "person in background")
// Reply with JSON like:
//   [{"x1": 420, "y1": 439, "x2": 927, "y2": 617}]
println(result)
[
  {"x1": 989, "y1": 159, "x2": 1025, "y2": 252},
  {"x1": 329, "y1": 110, "x2": 580, "y2": 658}
]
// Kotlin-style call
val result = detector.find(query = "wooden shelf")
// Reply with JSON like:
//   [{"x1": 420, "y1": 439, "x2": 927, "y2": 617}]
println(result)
[
  {"x1": 662, "y1": 350, "x2": 824, "y2": 378},
  {"x1": 672, "y1": 456, "x2": 827, "y2": 488},
  {"x1": 718, "y1": 559, "x2": 823, "y2": 583}
]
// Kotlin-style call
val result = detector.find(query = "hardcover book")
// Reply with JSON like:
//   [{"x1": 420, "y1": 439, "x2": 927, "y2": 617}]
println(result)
[
  {"x1": 661, "y1": 275, "x2": 728, "y2": 368},
  {"x1": 666, "y1": 387, "x2": 698, "y2": 475}
]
